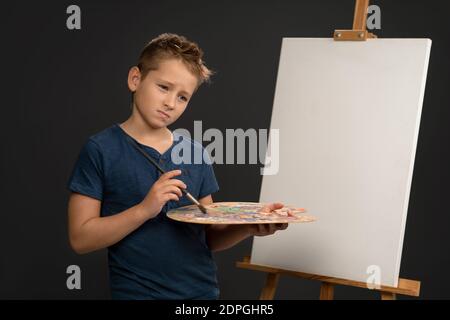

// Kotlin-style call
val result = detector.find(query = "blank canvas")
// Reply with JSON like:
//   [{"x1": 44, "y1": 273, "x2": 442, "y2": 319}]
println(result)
[{"x1": 251, "y1": 38, "x2": 431, "y2": 287}]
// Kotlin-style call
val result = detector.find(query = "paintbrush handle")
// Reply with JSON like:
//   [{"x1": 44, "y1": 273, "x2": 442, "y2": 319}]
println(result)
[
  {"x1": 125, "y1": 135, "x2": 207, "y2": 213},
  {"x1": 184, "y1": 191, "x2": 200, "y2": 205},
  {"x1": 126, "y1": 136, "x2": 166, "y2": 174}
]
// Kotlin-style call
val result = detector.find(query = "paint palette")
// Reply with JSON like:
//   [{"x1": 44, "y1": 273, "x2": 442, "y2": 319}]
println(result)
[{"x1": 167, "y1": 202, "x2": 316, "y2": 224}]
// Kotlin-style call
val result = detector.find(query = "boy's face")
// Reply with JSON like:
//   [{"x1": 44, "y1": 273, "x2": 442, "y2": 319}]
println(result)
[{"x1": 128, "y1": 58, "x2": 198, "y2": 129}]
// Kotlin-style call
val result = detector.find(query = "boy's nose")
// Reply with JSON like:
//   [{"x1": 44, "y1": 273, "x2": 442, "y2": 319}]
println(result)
[{"x1": 164, "y1": 94, "x2": 176, "y2": 110}]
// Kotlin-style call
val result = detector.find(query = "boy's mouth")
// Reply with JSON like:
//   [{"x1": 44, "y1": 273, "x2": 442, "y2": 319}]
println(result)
[{"x1": 157, "y1": 110, "x2": 170, "y2": 120}]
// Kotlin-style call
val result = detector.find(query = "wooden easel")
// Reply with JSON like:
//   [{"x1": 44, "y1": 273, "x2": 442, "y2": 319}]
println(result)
[
  {"x1": 333, "y1": 0, "x2": 377, "y2": 41},
  {"x1": 236, "y1": 0, "x2": 421, "y2": 300},
  {"x1": 236, "y1": 256, "x2": 420, "y2": 300}
]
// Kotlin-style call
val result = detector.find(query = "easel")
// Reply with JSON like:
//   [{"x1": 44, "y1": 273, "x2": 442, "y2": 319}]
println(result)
[
  {"x1": 236, "y1": 256, "x2": 420, "y2": 300},
  {"x1": 236, "y1": 0, "x2": 421, "y2": 300}
]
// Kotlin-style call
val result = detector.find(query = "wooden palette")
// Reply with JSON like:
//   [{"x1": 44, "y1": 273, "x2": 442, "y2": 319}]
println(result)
[{"x1": 167, "y1": 202, "x2": 316, "y2": 225}]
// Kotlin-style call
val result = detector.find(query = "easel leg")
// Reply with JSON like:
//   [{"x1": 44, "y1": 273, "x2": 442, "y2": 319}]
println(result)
[
  {"x1": 319, "y1": 282, "x2": 335, "y2": 300},
  {"x1": 380, "y1": 292, "x2": 397, "y2": 300},
  {"x1": 260, "y1": 273, "x2": 280, "y2": 300}
]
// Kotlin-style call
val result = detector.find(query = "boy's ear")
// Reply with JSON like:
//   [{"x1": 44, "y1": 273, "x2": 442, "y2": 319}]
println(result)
[{"x1": 127, "y1": 66, "x2": 142, "y2": 92}]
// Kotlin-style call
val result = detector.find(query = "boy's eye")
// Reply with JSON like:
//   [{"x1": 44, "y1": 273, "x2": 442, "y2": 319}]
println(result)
[{"x1": 158, "y1": 84, "x2": 188, "y2": 102}]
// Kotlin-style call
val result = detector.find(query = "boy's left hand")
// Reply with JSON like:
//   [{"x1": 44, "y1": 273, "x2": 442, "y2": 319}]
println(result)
[{"x1": 248, "y1": 202, "x2": 289, "y2": 236}]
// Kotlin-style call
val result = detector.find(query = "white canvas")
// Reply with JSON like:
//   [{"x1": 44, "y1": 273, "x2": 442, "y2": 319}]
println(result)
[{"x1": 252, "y1": 38, "x2": 431, "y2": 287}]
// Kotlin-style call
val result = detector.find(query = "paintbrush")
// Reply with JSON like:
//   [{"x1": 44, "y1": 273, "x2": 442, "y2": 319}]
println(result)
[{"x1": 125, "y1": 135, "x2": 208, "y2": 214}]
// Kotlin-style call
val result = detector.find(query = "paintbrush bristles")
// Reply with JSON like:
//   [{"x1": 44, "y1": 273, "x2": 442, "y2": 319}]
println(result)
[
  {"x1": 198, "y1": 204, "x2": 208, "y2": 214},
  {"x1": 185, "y1": 192, "x2": 208, "y2": 214}
]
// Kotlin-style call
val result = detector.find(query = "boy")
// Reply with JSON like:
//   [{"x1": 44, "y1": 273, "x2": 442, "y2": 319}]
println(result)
[{"x1": 67, "y1": 33, "x2": 288, "y2": 299}]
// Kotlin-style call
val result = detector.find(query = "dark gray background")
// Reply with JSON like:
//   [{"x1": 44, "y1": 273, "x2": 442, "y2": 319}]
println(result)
[{"x1": 1, "y1": 0, "x2": 449, "y2": 299}]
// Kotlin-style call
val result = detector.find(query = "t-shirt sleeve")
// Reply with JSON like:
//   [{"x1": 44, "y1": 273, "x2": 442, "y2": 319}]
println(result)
[
  {"x1": 198, "y1": 149, "x2": 219, "y2": 199},
  {"x1": 67, "y1": 139, "x2": 104, "y2": 200}
]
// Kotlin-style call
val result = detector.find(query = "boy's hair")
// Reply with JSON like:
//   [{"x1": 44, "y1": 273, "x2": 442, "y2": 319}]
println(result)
[{"x1": 137, "y1": 33, "x2": 213, "y2": 87}]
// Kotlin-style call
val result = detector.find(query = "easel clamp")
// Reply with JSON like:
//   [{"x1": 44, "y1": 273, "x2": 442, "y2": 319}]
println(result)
[{"x1": 334, "y1": 0, "x2": 377, "y2": 41}]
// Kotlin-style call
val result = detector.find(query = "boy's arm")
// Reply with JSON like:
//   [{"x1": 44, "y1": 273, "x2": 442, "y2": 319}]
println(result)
[
  {"x1": 68, "y1": 192, "x2": 150, "y2": 254},
  {"x1": 68, "y1": 170, "x2": 186, "y2": 254},
  {"x1": 202, "y1": 197, "x2": 288, "y2": 252}
]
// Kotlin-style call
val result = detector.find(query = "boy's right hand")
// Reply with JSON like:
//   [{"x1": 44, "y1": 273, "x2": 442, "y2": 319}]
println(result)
[{"x1": 138, "y1": 170, "x2": 187, "y2": 220}]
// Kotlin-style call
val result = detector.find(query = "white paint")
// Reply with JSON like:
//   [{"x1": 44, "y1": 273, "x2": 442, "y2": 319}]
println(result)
[{"x1": 251, "y1": 38, "x2": 431, "y2": 287}]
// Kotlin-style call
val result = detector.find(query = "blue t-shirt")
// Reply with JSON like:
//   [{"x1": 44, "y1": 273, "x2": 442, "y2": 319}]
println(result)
[{"x1": 67, "y1": 124, "x2": 220, "y2": 299}]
